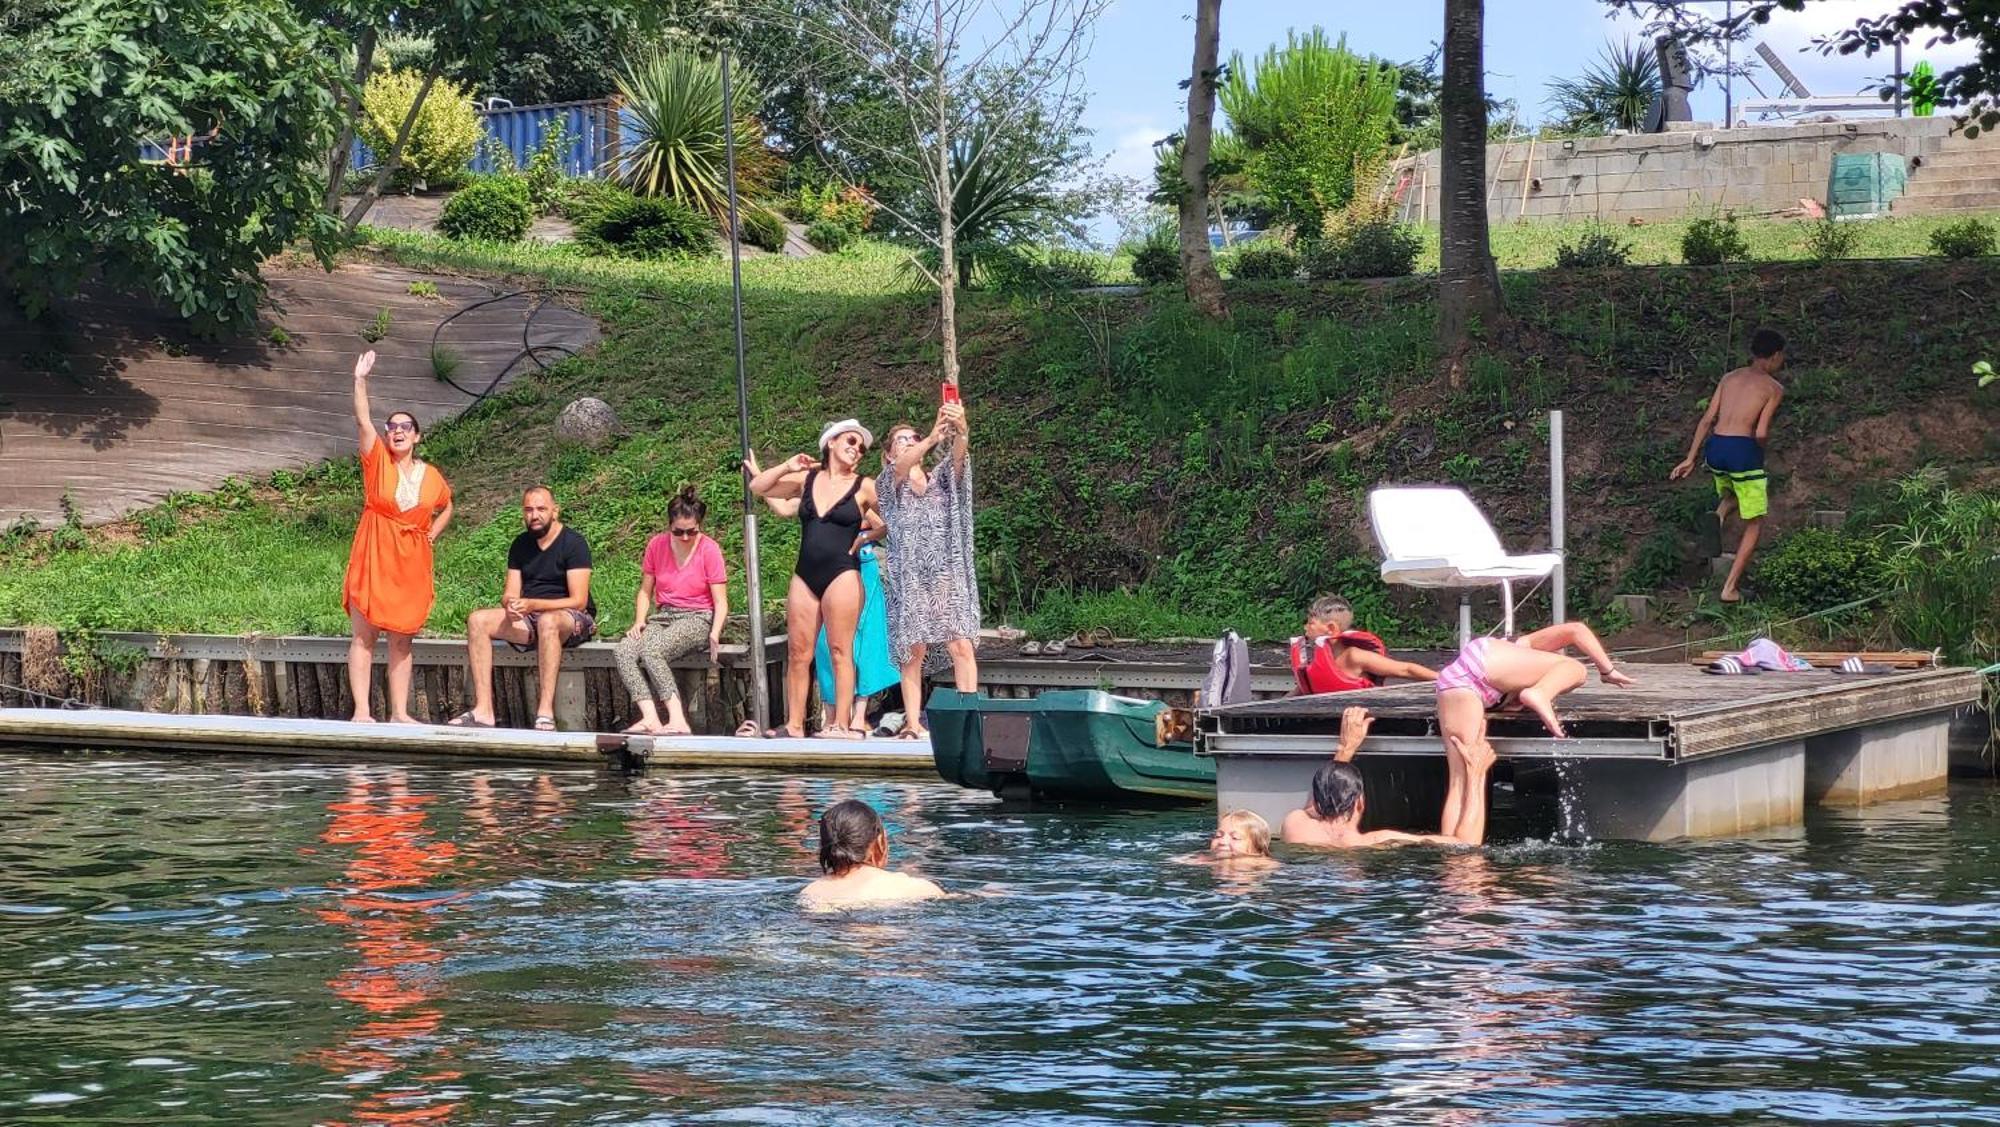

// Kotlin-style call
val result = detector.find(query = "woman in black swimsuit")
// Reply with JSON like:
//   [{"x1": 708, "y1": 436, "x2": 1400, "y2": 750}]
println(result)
[{"x1": 748, "y1": 419, "x2": 885, "y2": 739}]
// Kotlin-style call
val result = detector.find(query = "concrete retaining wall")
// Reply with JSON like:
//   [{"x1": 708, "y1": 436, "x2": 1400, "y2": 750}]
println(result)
[{"x1": 1395, "y1": 117, "x2": 1964, "y2": 226}]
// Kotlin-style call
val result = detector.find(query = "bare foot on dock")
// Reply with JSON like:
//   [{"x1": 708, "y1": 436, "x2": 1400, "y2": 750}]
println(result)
[
  {"x1": 349, "y1": 713, "x2": 376, "y2": 724},
  {"x1": 1601, "y1": 668, "x2": 1636, "y2": 688},
  {"x1": 1516, "y1": 687, "x2": 1567, "y2": 739},
  {"x1": 389, "y1": 713, "x2": 420, "y2": 725},
  {"x1": 660, "y1": 722, "x2": 692, "y2": 736},
  {"x1": 623, "y1": 720, "x2": 662, "y2": 735}
]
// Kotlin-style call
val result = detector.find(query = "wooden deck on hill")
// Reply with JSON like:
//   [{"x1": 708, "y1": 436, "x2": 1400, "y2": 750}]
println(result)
[{"x1": 1198, "y1": 665, "x2": 1984, "y2": 761}]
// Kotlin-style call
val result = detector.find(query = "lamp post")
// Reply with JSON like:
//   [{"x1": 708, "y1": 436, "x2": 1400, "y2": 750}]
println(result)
[{"x1": 720, "y1": 47, "x2": 769, "y2": 733}]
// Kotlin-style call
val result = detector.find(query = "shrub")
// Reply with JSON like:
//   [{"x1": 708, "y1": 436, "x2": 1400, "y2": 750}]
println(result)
[
  {"x1": 522, "y1": 119, "x2": 572, "y2": 215},
  {"x1": 1681, "y1": 211, "x2": 1750, "y2": 265},
  {"x1": 742, "y1": 205, "x2": 788, "y2": 252},
  {"x1": 557, "y1": 179, "x2": 632, "y2": 228},
  {"x1": 357, "y1": 69, "x2": 482, "y2": 192},
  {"x1": 1300, "y1": 217, "x2": 1421, "y2": 279},
  {"x1": 613, "y1": 48, "x2": 773, "y2": 220},
  {"x1": 1227, "y1": 241, "x2": 1301, "y2": 280},
  {"x1": 786, "y1": 182, "x2": 876, "y2": 235},
  {"x1": 1803, "y1": 217, "x2": 1860, "y2": 263},
  {"x1": 579, "y1": 194, "x2": 717, "y2": 259},
  {"x1": 1130, "y1": 246, "x2": 1180, "y2": 287},
  {"x1": 1554, "y1": 225, "x2": 1633, "y2": 268},
  {"x1": 438, "y1": 176, "x2": 533, "y2": 242},
  {"x1": 1928, "y1": 217, "x2": 1996, "y2": 259},
  {"x1": 1756, "y1": 527, "x2": 1889, "y2": 615},
  {"x1": 805, "y1": 219, "x2": 854, "y2": 253},
  {"x1": 985, "y1": 247, "x2": 1103, "y2": 294}
]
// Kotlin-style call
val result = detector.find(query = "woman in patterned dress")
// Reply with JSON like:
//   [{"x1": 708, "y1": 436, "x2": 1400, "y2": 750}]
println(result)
[
  {"x1": 343, "y1": 350, "x2": 454, "y2": 723},
  {"x1": 878, "y1": 401, "x2": 980, "y2": 738}
]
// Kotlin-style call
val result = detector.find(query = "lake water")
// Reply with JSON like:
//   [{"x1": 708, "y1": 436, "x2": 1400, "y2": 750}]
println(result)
[{"x1": 2, "y1": 751, "x2": 1997, "y2": 1125}]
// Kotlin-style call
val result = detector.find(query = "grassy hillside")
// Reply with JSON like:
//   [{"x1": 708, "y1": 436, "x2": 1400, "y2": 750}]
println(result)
[{"x1": 3, "y1": 222, "x2": 1996, "y2": 651}]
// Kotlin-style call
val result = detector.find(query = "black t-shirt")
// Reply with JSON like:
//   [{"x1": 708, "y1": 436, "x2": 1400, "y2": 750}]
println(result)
[{"x1": 507, "y1": 525, "x2": 596, "y2": 617}]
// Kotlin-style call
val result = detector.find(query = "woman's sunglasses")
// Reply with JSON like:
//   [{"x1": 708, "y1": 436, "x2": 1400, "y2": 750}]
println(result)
[
  {"x1": 670, "y1": 527, "x2": 701, "y2": 539},
  {"x1": 384, "y1": 420, "x2": 418, "y2": 434}
]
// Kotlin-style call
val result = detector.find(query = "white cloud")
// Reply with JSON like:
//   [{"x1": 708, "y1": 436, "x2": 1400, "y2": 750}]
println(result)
[{"x1": 1103, "y1": 123, "x2": 1173, "y2": 181}]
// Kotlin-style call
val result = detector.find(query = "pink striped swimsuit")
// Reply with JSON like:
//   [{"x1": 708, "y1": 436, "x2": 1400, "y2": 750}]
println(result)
[{"x1": 1435, "y1": 636, "x2": 1503, "y2": 707}]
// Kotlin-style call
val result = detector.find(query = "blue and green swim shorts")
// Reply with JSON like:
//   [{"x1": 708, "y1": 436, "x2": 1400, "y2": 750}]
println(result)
[{"x1": 1704, "y1": 434, "x2": 1768, "y2": 520}]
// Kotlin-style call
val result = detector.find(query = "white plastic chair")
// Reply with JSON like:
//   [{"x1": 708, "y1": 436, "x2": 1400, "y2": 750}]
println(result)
[{"x1": 1368, "y1": 486, "x2": 1560, "y2": 642}]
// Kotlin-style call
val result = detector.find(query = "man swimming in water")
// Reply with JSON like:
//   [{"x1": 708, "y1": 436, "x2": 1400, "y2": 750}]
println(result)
[
  {"x1": 799, "y1": 799, "x2": 945, "y2": 909},
  {"x1": 1281, "y1": 707, "x2": 1497, "y2": 848}
]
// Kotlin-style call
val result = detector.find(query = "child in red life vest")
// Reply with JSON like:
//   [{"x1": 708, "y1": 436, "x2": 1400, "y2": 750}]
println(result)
[{"x1": 1289, "y1": 594, "x2": 1439, "y2": 696}]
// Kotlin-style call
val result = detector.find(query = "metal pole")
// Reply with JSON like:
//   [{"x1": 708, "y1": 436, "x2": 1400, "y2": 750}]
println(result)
[
  {"x1": 721, "y1": 48, "x2": 769, "y2": 733},
  {"x1": 1550, "y1": 409, "x2": 1566, "y2": 624},
  {"x1": 1724, "y1": 0, "x2": 1733, "y2": 128},
  {"x1": 1893, "y1": 42, "x2": 1905, "y2": 116}
]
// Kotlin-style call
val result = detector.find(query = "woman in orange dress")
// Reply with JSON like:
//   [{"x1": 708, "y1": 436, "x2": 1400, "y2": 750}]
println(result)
[{"x1": 344, "y1": 350, "x2": 454, "y2": 723}]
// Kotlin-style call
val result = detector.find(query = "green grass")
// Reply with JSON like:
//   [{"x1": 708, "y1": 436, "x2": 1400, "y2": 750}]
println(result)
[
  {"x1": 5, "y1": 218, "x2": 1999, "y2": 646},
  {"x1": 1417, "y1": 212, "x2": 1992, "y2": 272}
]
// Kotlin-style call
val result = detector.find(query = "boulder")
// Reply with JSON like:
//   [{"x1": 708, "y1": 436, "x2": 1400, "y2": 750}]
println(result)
[{"x1": 555, "y1": 397, "x2": 618, "y2": 447}]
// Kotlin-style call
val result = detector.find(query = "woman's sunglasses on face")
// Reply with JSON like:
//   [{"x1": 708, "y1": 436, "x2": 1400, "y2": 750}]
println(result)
[
  {"x1": 384, "y1": 420, "x2": 417, "y2": 434},
  {"x1": 671, "y1": 526, "x2": 701, "y2": 539}
]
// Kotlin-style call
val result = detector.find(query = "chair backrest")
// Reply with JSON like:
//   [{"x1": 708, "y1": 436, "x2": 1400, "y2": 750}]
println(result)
[
  {"x1": 1200, "y1": 630, "x2": 1252, "y2": 707},
  {"x1": 1369, "y1": 486, "x2": 1505, "y2": 562}
]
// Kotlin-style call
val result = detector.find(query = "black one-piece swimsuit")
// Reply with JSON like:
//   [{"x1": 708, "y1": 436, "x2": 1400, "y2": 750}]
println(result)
[{"x1": 795, "y1": 469, "x2": 863, "y2": 598}]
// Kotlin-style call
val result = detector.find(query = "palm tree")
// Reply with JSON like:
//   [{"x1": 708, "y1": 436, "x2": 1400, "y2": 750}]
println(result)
[
  {"x1": 1544, "y1": 39, "x2": 1661, "y2": 134},
  {"x1": 1437, "y1": 0, "x2": 1504, "y2": 369},
  {"x1": 608, "y1": 48, "x2": 772, "y2": 222}
]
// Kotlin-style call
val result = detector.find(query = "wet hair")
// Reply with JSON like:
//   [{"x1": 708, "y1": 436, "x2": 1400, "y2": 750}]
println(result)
[
  {"x1": 1307, "y1": 595, "x2": 1353, "y2": 627},
  {"x1": 1750, "y1": 327, "x2": 1786, "y2": 359},
  {"x1": 668, "y1": 484, "x2": 706, "y2": 524},
  {"x1": 522, "y1": 484, "x2": 555, "y2": 504},
  {"x1": 386, "y1": 410, "x2": 420, "y2": 436},
  {"x1": 1308, "y1": 761, "x2": 1365, "y2": 822},
  {"x1": 1219, "y1": 808, "x2": 1272, "y2": 856},
  {"x1": 816, "y1": 799, "x2": 886, "y2": 875}
]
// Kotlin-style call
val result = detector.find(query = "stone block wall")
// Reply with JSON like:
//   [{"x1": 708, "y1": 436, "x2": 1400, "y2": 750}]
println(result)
[{"x1": 1393, "y1": 117, "x2": 1962, "y2": 225}]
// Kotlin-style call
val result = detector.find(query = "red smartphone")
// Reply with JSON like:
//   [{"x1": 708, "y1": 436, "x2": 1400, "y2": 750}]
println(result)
[{"x1": 941, "y1": 381, "x2": 960, "y2": 405}]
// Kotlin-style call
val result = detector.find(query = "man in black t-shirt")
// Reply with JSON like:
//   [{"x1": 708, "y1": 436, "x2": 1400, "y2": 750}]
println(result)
[{"x1": 451, "y1": 485, "x2": 597, "y2": 731}]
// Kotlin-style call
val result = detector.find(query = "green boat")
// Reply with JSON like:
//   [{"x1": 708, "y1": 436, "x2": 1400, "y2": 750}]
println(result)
[{"x1": 925, "y1": 688, "x2": 1215, "y2": 801}]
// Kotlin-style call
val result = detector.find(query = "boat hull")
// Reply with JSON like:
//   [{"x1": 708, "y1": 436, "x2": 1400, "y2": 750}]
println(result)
[{"x1": 926, "y1": 689, "x2": 1214, "y2": 801}]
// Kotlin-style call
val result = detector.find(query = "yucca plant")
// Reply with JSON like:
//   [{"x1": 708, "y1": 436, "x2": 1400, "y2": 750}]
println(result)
[
  {"x1": 608, "y1": 48, "x2": 772, "y2": 222},
  {"x1": 1545, "y1": 39, "x2": 1661, "y2": 135}
]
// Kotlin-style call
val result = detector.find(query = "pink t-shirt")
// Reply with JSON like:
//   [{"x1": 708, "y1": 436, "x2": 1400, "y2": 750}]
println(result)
[{"x1": 642, "y1": 533, "x2": 727, "y2": 610}]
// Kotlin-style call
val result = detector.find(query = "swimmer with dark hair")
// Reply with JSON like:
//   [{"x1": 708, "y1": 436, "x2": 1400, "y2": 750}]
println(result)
[
  {"x1": 800, "y1": 799, "x2": 945, "y2": 909},
  {"x1": 1280, "y1": 707, "x2": 1496, "y2": 848}
]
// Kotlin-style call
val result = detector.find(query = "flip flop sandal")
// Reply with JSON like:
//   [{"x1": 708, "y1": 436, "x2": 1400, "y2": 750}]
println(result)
[
  {"x1": 735, "y1": 721, "x2": 760, "y2": 737},
  {"x1": 533, "y1": 715, "x2": 557, "y2": 731},
  {"x1": 1020, "y1": 640, "x2": 1044, "y2": 655},
  {"x1": 1704, "y1": 656, "x2": 1762, "y2": 675},
  {"x1": 1084, "y1": 627, "x2": 1116, "y2": 648},
  {"x1": 1042, "y1": 639, "x2": 1067, "y2": 655},
  {"x1": 446, "y1": 711, "x2": 494, "y2": 728},
  {"x1": 1063, "y1": 631, "x2": 1090, "y2": 649},
  {"x1": 1833, "y1": 656, "x2": 1896, "y2": 674},
  {"x1": 893, "y1": 727, "x2": 928, "y2": 740}
]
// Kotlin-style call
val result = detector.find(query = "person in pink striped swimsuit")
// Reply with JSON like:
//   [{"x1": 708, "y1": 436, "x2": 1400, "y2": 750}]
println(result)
[{"x1": 1435, "y1": 623, "x2": 1637, "y2": 835}]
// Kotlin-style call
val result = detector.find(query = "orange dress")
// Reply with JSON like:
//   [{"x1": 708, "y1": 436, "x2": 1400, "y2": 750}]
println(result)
[{"x1": 343, "y1": 439, "x2": 451, "y2": 635}]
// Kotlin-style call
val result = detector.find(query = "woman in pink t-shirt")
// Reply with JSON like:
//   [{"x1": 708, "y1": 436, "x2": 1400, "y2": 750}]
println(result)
[{"x1": 614, "y1": 486, "x2": 730, "y2": 734}]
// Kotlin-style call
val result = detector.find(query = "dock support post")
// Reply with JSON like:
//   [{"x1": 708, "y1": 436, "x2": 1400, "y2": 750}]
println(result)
[
  {"x1": 1805, "y1": 712, "x2": 1949, "y2": 804},
  {"x1": 1458, "y1": 596, "x2": 1472, "y2": 648},
  {"x1": 1570, "y1": 741, "x2": 1805, "y2": 841}
]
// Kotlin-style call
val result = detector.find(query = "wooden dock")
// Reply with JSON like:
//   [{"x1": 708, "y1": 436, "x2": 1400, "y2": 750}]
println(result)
[
  {"x1": 1199, "y1": 665, "x2": 1984, "y2": 841},
  {"x1": 0, "y1": 708, "x2": 935, "y2": 772}
]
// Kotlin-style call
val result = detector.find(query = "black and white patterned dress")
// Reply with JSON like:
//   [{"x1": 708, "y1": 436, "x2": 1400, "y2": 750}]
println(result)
[{"x1": 878, "y1": 437, "x2": 981, "y2": 672}]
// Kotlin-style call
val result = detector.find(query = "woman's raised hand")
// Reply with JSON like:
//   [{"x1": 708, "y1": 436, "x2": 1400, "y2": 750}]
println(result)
[
  {"x1": 940, "y1": 401, "x2": 967, "y2": 433},
  {"x1": 353, "y1": 350, "x2": 376, "y2": 381},
  {"x1": 785, "y1": 452, "x2": 820, "y2": 474}
]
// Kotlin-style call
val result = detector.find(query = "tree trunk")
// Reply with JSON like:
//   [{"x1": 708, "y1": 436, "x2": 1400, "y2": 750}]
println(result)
[
  {"x1": 341, "y1": 63, "x2": 442, "y2": 235},
  {"x1": 323, "y1": 26, "x2": 378, "y2": 217},
  {"x1": 1178, "y1": 0, "x2": 1227, "y2": 319},
  {"x1": 1436, "y1": 0, "x2": 1504, "y2": 378}
]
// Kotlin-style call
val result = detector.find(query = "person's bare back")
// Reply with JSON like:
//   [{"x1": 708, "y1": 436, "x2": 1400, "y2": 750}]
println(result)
[{"x1": 1710, "y1": 365, "x2": 1783, "y2": 439}]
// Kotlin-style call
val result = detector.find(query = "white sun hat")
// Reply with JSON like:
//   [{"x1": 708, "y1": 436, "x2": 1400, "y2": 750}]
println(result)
[{"x1": 817, "y1": 418, "x2": 874, "y2": 450}]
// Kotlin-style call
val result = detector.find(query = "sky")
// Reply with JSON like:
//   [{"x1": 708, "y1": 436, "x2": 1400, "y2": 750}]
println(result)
[{"x1": 1073, "y1": 0, "x2": 1978, "y2": 233}]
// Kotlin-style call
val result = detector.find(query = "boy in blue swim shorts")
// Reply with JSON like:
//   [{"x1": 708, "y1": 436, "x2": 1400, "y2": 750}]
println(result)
[{"x1": 1671, "y1": 328, "x2": 1787, "y2": 603}]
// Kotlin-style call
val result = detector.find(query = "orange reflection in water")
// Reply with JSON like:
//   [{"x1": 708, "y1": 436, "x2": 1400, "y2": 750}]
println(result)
[{"x1": 308, "y1": 770, "x2": 466, "y2": 1127}]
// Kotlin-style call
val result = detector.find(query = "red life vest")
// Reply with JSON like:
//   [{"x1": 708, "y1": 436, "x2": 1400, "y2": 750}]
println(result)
[{"x1": 1289, "y1": 631, "x2": 1388, "y2": 695}]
